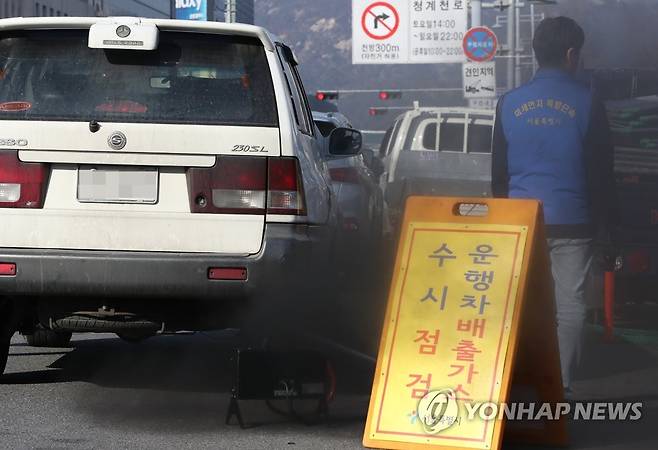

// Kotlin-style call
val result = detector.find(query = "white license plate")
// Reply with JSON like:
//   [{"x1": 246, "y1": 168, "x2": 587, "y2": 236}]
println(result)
[{"x1": 77, "y1": 166, "x2": 159, "y2": 204}]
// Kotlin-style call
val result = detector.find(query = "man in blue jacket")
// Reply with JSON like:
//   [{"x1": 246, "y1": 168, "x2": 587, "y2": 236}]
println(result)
[{"x1": 492, "y1": 17, "x2": 616, "y2": 394}]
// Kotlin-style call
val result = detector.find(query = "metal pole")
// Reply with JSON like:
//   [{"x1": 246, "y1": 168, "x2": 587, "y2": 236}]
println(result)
[
  {"x1": 515, "y1": 1, "x2": 522, "y2": 87},
  {"x1": 507, "y1": 0, "x2": 516, "y2": 91},
  {"x1": 471, "y1": 0, "x2": 482, "y2": 27},
  {"x1": 225, "y1": 0, "x2": 236, "y2": 23}
]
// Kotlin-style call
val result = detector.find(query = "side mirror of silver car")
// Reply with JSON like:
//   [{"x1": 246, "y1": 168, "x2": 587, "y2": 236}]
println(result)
[{"x1": 328, "y1": 128, "x2": 362, "y2": 156}]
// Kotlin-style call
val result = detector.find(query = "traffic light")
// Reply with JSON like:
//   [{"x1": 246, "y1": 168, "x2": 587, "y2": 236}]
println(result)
[
  {"x1": 369, "y1": 107, "x2": 389, "y2": 116},
  {"x1": 378, "y1": 90, "x2": 402, "y2": 101},
  {"x1": 315, "y1": 91, "x2": 339, "y2": 101}
]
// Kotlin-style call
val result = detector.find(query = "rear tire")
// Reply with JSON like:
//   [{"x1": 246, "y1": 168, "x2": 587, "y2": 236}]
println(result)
[
  {"x1": 24, "y1": 326, "x2": 72, "y2": 348},
  {"x1": 52, "y1": 316, "x2": 160, "y2": 334}
]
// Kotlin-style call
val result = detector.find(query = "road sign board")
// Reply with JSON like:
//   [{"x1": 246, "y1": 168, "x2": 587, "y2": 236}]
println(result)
[
  {"x1": 364, "y1": 197, "x2": 568, "y2": 450},
  {"x1": 352, "y1": 0, "x2": 467, "y2": 65},
  {"x1": 362, "y1": 1, "x2": 400, "y2": 40},
  {"x1": 469, "y1": 98, "x2": 497, "y2": 110},
  {"x1": 463, "y1": 27, "x2": 498, "y2": 62},
  {"x1": 172, "y1": 0, "x2": 212, "y2": 21},
  {"x1": 463, "y1": 61, "x2": 497, "y2": 99}
]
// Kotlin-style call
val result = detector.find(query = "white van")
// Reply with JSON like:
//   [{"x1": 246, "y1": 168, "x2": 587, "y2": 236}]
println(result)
[{"x1": 0, "y1": 17, "x2": 361, "y2": 371}]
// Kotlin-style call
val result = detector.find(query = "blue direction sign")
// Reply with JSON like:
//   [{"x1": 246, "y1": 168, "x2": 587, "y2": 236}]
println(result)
[
  {"x1": 463, "y1": 26, "x2": 499, "y2": 62},
  {"x1": 172, "y1": 0, "x2": 213, "y2": 21}
]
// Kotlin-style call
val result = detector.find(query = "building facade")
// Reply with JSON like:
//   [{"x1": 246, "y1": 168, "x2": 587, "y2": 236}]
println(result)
[
  {"x1": 172, "y1": 0, "x2": 254, "y2": 24},
  {"x1": 0, "y1": 0, "x2": 106, "y2": 18}
]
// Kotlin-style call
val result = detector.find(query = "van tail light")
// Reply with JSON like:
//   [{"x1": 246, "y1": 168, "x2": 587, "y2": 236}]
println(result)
[
  {"x1": 329, "y1": 167, "x2": 360, "y2": 184},
  {"x1": 0, "y1": 151, "x2": 49, "y2": 208},
  {"x1": 187, "y1": 156, "x2": 266, "y2": 214},
  {"x1": 187, "y1": 156, "x2": 306, "y2": 216},
  {"x1": 267, "y1": 158, "x2": 305, "y2": 215}
]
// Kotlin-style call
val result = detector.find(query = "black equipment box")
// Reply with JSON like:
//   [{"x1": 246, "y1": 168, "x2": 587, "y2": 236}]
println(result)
[{"x1": 226, "y1": 349, "x2": 332, "y2": 428}]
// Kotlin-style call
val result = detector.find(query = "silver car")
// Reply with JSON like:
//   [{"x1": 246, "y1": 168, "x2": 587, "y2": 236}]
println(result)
[{"x1": 313, "y1": 112, "x2": 385, "y2": 260}]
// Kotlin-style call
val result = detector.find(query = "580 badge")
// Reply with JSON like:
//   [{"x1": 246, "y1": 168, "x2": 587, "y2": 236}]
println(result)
[
  {"x1": 0, "y1": 138, "x2": 28, "y2": 147},
  {"x1": 232, "y1": 144, "x2": 267, "y2": 153}
]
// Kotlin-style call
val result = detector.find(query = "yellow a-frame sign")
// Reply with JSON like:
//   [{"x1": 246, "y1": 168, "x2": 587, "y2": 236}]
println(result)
[{"x1": 364, "y1": 197, "x2": 567, "y2": 450}]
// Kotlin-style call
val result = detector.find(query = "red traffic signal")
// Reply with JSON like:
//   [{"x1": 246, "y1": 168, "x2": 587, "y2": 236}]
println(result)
[
  {"x1": 369, "y1": 107, "x2": 389, "y2": 116},
  {"x1": 378, "y1": 90, "x2": 402, "y2": 101},
  {"x1": 316, "y1": 91, "x2": 339, "y2": 101}
]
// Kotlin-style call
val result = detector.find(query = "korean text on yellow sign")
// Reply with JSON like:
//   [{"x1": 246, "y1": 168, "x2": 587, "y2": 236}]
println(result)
[{"x1": 368, "y1": 222, "x2": 528, "y2": 449}]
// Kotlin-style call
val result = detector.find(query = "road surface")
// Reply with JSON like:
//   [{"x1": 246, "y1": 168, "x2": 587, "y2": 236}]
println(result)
[{"x1": 1, "y1": 326, "x2": 657, "y2": 449}]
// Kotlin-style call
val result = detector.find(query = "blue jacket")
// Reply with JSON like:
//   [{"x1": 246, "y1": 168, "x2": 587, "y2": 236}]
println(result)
[{"x1": 492, "y1": 69, "x2": 617, "y2": 238}]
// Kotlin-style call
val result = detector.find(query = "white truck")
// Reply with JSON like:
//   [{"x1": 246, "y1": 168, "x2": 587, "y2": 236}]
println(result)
[
  {"x1": 378, "y1": 106, "x2": 495, "y2": 226},
  {"x1": 0, "y1": 17, "x2": 362, "y2": 375}
]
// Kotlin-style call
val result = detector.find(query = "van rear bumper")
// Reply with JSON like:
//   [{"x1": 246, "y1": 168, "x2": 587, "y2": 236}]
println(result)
[{"x1": 0, "y1": 223, "x2": 331, "y2": 302}]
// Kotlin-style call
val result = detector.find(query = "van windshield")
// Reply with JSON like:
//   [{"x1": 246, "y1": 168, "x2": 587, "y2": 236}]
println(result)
[{"x1": 0, "y1": 30, "x2": 278, "y2": 127}]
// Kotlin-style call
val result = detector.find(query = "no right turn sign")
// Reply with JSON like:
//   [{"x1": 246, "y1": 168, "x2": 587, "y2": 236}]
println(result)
[
  {"x1": 361, "y1": 2, "x2": 400, "y2": 41},
  {"x1": 353, "y1": 0, "x2": 407, "y2": 64}
]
